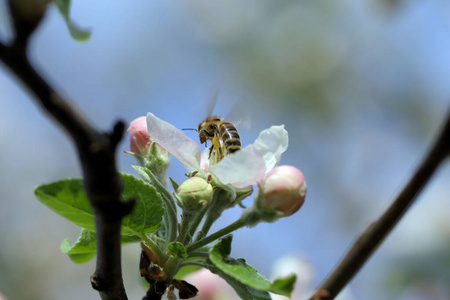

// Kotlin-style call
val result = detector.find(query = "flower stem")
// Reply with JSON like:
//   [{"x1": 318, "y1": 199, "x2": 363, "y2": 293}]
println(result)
[
  {"x1": 183, "y1": 206, "x2": 207, "y2": 245},
  {"x1": 194, "y1": 213, "x2": 215, "y2": 242},
  {"x1": 144, "y1": 168, "x2": 179, "y2": 245},
  {"x1": 179, "y1": 261, "x2": 209, "y2": 269},
  {"x1": 187, "y1": 217, "x2": 247, "y2": 253},
  {"x1": 179, "y1": 211, "x2": 193, "y2": 244},
  {"x1": 135, "y1": 232, "x2": 165, "y2": 262},
  {"x1": 193, "y1": 186, "x2": 236, "y2": 242}
]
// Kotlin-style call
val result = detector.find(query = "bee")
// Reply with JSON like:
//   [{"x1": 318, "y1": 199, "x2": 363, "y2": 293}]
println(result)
[{"x1": 197, "y1": 116, "x2": 241, "y2": 161}]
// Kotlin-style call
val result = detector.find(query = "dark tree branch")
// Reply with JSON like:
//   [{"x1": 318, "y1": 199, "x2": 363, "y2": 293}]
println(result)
[
  {"x1": 310, "y1": 107, "x2": 450, "y2": 300},
  {"x1": 0, "y1": 7, "x2": 134, "y2": 300}
]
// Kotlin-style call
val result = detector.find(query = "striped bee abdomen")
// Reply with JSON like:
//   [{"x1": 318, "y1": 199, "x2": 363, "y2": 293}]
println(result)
[{"x1": 219, "y1": 122, "x2": 241, "y2": 154}]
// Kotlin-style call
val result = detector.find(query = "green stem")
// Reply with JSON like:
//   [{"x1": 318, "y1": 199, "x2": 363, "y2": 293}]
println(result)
[
  {"x1": 184, "y1": 206, "x2": 207, "y2": 245},
  {"x1": 163, "y1": 256, "x2": 182, "y2": 281},
  {"x1": 179, "y1": 212, "x2": 193, "y2": 243},
  {"x1": 193, "y1": 186, "x2": 236, "y2": 242},
  {"x1": 186, "y1": 251, "x2": 209, "y2": 258},
  {"x1": 194, "y1": 213, "x2": 215, "y2": 242},
  {"x1": 135, "y1": 232, "x2": 165, "y2": 262},
  {"x1": 163, "y1": 193, "x2": 179, "y2": 246},
  {"x1": 179, "y1": 261, "x2": 209, "y2": 269},
  {"x1": 144, "y1": 169, "x2": 179, "y2": 245},
  {"x1": 147, "y1": 169, "x2": 177, "y2": 212},
  {"x1": 187, "y1": 218, "x2": 246, "y2": 253}
]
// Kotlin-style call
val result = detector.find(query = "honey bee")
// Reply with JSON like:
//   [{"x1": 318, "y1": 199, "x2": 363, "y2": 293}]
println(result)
[{"x1": 197, "y1": 116, "x2": 241, "y2": 161}]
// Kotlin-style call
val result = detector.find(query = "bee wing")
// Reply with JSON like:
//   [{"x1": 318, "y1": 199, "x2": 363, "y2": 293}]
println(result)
[
  {"x1": 204, "y1": 89, "x2": 219, "y2": 118},
  {"x1": 225, "y1": 99, "x2": 251, "y2": 131}
]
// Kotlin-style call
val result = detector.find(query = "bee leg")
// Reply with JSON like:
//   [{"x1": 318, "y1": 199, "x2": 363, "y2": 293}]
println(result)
[
  {"x1": 212, "y1": 136, "x2": 224, "y2": 161},
  {"x1": 208, "y1": 145, "x2": 214, "y2": 159},
  {"x1": 212, "y1": 136, "x2": 221, "y2": 150},
  {"x1": 218, "y1": 146, "x2": 224, "y2": 160}
]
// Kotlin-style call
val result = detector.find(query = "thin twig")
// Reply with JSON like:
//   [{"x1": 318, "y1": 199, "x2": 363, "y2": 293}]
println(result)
[
  {"x1": 0, "y1": 13, "x2": 133, "y2": 300},
  {"x1": 310, "y1": 107, "x2": 450, "y2": 300}
]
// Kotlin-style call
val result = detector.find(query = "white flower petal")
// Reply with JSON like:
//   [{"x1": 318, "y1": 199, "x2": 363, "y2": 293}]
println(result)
[
  {"x1": 146, "y1": 113, "x2": 201, "y2": 170},
  {"x1": 245, "y1": 125, "x2": 288, "y2": 174},
  {"x1": 210, "y1": 149, "x2": 266, "y2": 188}
]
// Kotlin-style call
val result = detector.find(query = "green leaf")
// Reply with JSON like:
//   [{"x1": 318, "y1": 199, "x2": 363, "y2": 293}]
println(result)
[
  {"x1": 61, "y1": 228, "x2": 142, "y2": 264},
  {"x1": 175, "y1": 265, "x2": 201, "y2": 280},
  {"x1": 206, "y1": 262, "x2": 272, "y2": 300},
  {"x1": 120, "y1": 173, "x2": 164, "y2": 236},
  {"x1": 167, "y1": 242, "x2": 187, "y2": 259},
  {"x1": 60, "y1": 230, "x2": 96, "y2": 264},
  {"x1": 270, "y1": 275, "x2": 297, "y2": 296},
  {"x1": 35, "y1": 178, "x2": 96, "y2": 231},
  {"x1": 35, "y1": 174, "x2": 164, "y2": 236},
  {"x1": 52, "y1": 0, "x2": 91, "y2": 41},
  {"x1": 246, "y1": 287, "x2": 272, "y2": 300},
  {"x1": 209, "y1": 236, "x2": 295, "y2": 297}
]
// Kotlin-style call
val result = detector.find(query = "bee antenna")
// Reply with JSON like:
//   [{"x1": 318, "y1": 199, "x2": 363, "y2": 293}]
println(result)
[{"x1": 182, "y1": 128, "x2": 197, "y2": 131}]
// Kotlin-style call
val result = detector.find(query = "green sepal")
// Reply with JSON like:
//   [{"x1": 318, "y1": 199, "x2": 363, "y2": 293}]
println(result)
[
  {"x1": 209, "y1": 235, "x2": 296, "y2": 297},
  {"x1": 52, "y1": 0, "x2": 91, "y2": 41},
  {"x1": 169, "y1": 177, "x2": 180, "y2": 192},
  {"x1": 35, "y1": 173, "x2": 164, "y2": 236},
  {"x1": 61, "y1": 228, "x2": 141, "y2": 264},
  {"x1": 167, "y1": 242, "x2": 187, "y2": 259}
]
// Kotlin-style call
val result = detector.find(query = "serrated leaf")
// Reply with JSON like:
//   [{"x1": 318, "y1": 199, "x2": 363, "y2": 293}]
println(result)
[
  {"x1": 209, "y1": 236, "x2": 295, "y2": 297},
  {"x1": 35, "y1": 178, "x2": 96, "y2": 231},
  {"x1": 167, "y1": 242, "x2": 187, "y2": 259},
  {"x1": 206, "y1": 262, "x2": 272, "y2": 300},
  {"x1": 120, "y1": 173, "x2": 164, "y2": 235},
  {"x1": 61, "y1": 228, "x2": 141, "y2": 264},
  {"x1": 270, "y1": 275, "x2": 297, "y2": 296},
  {"x1": 61, "y1": 229, "x2": 96, "y2": 264},
  {"x1": 35, "y1": 173, "x2": 164, "y2": 236},
  {"x1": 52, "y1": 0, "x2": 91, "y2": 41}
]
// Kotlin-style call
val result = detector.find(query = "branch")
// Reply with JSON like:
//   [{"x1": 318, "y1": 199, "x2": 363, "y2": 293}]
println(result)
[
  {"x1": 1, "y1": 6, "x2": 134, "y2": 300},
  {"x1": 310, "y1": 107, "x2": 450, "y2": 300}
]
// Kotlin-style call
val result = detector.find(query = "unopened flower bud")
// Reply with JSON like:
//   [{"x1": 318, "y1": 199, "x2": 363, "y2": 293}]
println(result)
[
  {"x1": 175, "y1": 177, "x2": 213, "y2": 211},
  {"x1": 257, "y1": 165, "x2": 306, "y2": 217},
  {"x1": 241, "y1": 165, "x2": 306, "y2": 227},
  {"x1": 128, "y1": 116, "x2": 151, "y2": 155},
  {"x1": 127, "y1": 116, "x2": 170, "y2": 186}
]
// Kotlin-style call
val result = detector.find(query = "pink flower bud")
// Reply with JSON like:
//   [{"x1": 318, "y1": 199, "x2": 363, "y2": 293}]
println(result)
[
  {"x1": 257, "y1": 165, "x2": 306, "y2": 217},
  {"x1": 128, "y1": 116, "x2": 151, "y2": 155}
]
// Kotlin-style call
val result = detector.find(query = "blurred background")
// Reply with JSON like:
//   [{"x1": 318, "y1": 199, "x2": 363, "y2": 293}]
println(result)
[{"x1": 1, "y1": 0, "x2": 450, "y2": 299}]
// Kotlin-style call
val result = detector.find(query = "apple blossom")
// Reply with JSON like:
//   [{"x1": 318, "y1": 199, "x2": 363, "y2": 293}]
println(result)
[
  {"x1": 257, "y1": 165, "x2": 306, "y2": 217},
  {"x1": 146, "y1": 113, "x2": 289, "y2": 188}
]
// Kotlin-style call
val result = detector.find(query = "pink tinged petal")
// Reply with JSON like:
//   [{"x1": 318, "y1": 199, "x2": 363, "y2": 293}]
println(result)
[
  {"x1": 245, "y1": 125, "x2": 288, "y2": 174},
  {"x1": 259, "y1": 165, "x2": 306, "y2": 216},
  {"x1": 146, "y1": 113, "x2": 201, "y2": 170},
  {"x1": 128, "y1": 116, "x2": 151, "y2": 154},
  {"x1": 210, "y1": 149, "x2": 266, "y2": 188},
  {"x1": 200, "y1": 150, "x2": 209, "y2": 171}
]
